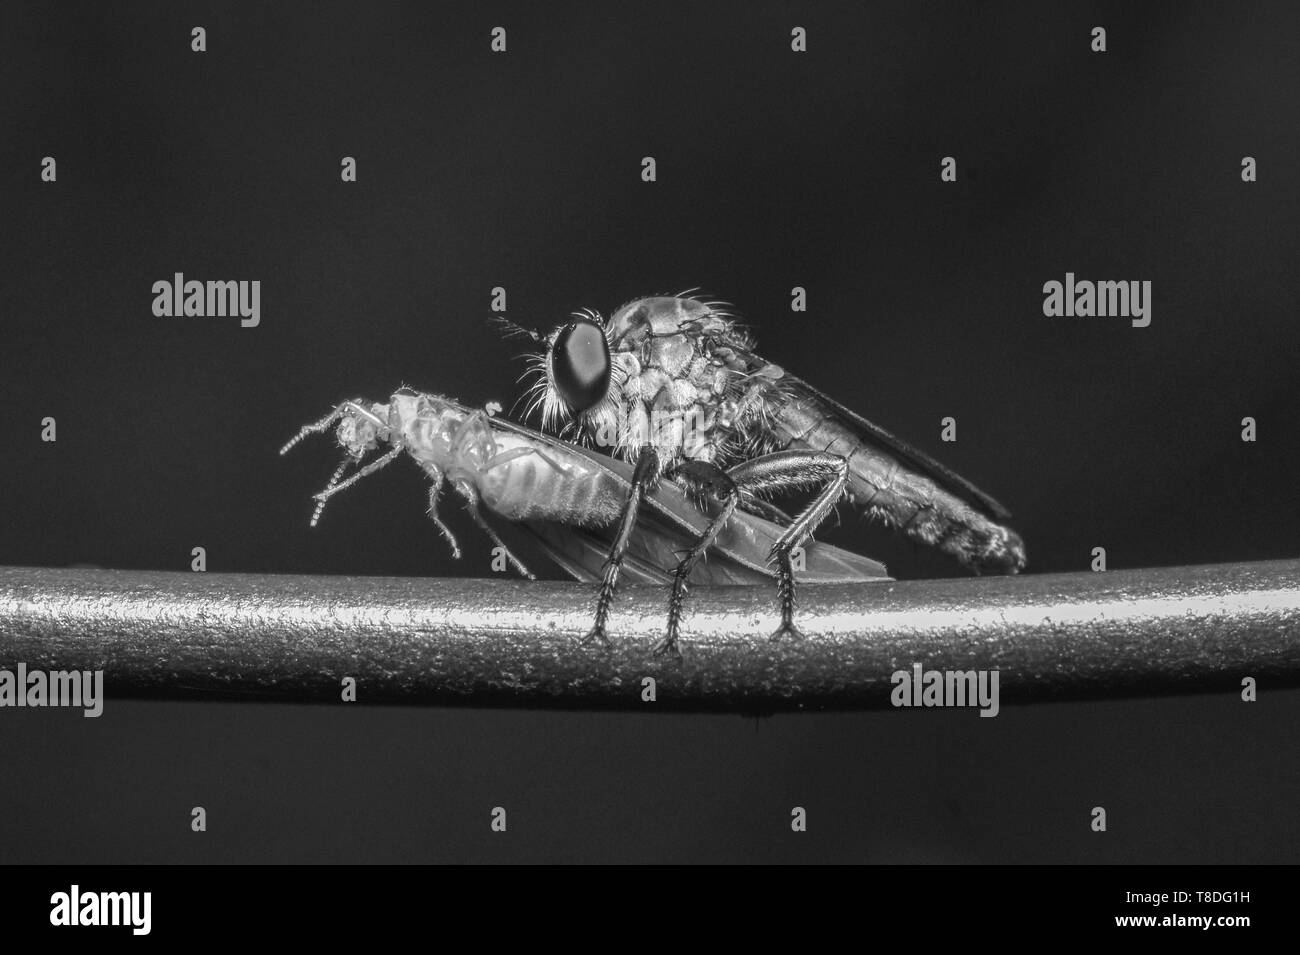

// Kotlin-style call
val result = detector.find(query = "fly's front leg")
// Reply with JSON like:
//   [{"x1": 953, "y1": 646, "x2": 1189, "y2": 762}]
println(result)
[
  {"x1": 657, "y1": 460, "x2": 740, "y2": 660},
  {"x1": 584, "y1": 444, "x2": 660, "y2": 649},
  {"x1": 725, "y1": 451, "x2": 850, "y2": 641}
]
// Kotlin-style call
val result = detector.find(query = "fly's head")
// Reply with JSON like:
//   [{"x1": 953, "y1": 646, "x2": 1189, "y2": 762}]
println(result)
[
  {"x1": 518, "y1": 294, "x2": 738, "y2": 449},
  {"x1": 520, "y1": 307, "x2": 621, "y2": 440}
]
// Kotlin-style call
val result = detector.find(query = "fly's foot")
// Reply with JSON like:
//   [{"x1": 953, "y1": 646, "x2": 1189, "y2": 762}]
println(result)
[
  {"x1": 580, "y1": 625, "x2": 612, "y2": 651},
  {"x1": 652, "y1": 637, "x2": 684, "y2": 663},
  {"x1": 769, "y1": 622, "x2": 805, "y2": 642}
]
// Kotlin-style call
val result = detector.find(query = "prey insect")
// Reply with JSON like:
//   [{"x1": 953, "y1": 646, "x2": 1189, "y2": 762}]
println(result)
[
  {"x1": 280, "y1": 389, "x2": 889, "y2": 654},
  {"x1": 505, "y1": 293, "x2": 1027, "y2": 653}
]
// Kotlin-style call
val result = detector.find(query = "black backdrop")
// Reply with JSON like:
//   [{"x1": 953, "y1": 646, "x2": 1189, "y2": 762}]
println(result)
[{"x1": 1, "y1": 1, "x2": 1297, "y2": 862}]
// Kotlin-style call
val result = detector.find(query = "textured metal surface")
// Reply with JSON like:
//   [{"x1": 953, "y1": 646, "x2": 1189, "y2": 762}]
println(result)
[{"x1": 1, "y1": 560, "x2": 1297, "y2": 711}]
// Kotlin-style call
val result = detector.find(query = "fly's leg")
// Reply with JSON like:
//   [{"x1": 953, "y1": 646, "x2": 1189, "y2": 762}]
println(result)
[
  {"x1": 657, "y1": 461, "x2": 740, "y2": 660},
  {"x1": 452, "y1": 480, "x2": 535, "y2": 579},
  {"x1": 725, "y1": 451, "x2": 850, "y2": 641},
  {"x1": 736, "y1": 492, "x2": 794, "y2": 526},
  {"x1": 584, "y1": 444, "x2": 660, "y2": 649}
]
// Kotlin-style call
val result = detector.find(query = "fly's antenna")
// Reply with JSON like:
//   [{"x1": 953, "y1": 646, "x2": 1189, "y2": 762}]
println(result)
[
  {"x1": 489, "y1": 313, "x2": 544, "y2": 344},
  {"x1": 309, "y1": 456, "x2": 353, "y2": 527}
]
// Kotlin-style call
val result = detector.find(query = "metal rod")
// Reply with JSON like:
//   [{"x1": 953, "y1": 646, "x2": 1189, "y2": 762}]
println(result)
[{"x1": 1, "y1": 560, "x2": 1297, "y2": 711}]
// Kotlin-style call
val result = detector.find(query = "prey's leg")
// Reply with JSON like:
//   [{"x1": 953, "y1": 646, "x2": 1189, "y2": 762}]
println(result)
[
  {"x1": 313, "y1": 445, "x2": 402, "y2": 503},
  {"x1": 452, "y1": 480, "x2": 535, "y2": 579},
  {"x1": 725, "y1": 451, "x2": 850, "y2": 641},
  {"x1": 308, "y1": 456, "x2": 355, "y2": 527},
  {"x1": 308, "y1": 445, "x2": 402, "y2": 526},
  {"x1": 584, "y1": 444, "x2": 660, "y2": 649},
  {"x1": 425, "y1": 476, "x2": 462, "y2": 559},
  {"x1": 657, "y1": 460, "x2": 740, "y2": 660},
  {"x1": 483, "y1": 444, "x2": 568, "y2": 478}
]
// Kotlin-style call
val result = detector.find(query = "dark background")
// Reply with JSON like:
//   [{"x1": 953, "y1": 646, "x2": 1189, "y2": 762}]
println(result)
[{"x1": 1, "y1": 0, "x2": 1297, "y2": 862}]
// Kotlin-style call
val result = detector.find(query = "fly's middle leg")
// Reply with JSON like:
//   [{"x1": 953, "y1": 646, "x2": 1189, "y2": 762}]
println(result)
[
  {"x1": 726, "y1": 450, "x2": 850, "y2": 641},
  {"x1": 657, "y1": 460, "x2": 741, "y2": 660},
  {"x1": 583, "y1": 444, "x2": 660, "y2": 649}
]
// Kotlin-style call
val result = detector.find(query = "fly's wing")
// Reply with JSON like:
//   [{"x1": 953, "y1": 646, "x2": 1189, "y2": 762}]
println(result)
[
  {"x1": 513, "y1": 518, "x2": 770, "y2": 585},
  {"x1": 727, "y1": 344, "x2": 1014, "y2": 521},
  {"x1": 482, "y1": 416, "x2": 890, "y2": 584},
  {"x1": 514, "y1": 502, "x2": 890, "y2": 585},
  {"x1": 505, "y1": 521, "x2": 676, "y2": 584}
]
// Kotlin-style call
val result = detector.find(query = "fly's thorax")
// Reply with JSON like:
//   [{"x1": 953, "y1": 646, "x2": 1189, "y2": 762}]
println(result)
[
  {"x1": 575, "y1": 295, "x2": 748, "y2": 463},
  {"x1": 643, "y1": 331, "x2": 697, "y2": 377},
  {"x1": 611, "y1": 397, "x2": 715, "y2": 468},
  {"x1": 587, "y1": 359, "x2": 735, "y2": 464},
  {"x1": 606, "y1": 296, "x2": 732, "y2": 348},
  {"x1": 608, "y1": 296, "x2": 700, "y2": 338}
]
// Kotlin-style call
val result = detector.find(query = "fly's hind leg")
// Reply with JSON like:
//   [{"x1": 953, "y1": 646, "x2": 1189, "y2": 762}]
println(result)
[
  {"x1": 656, "y1": 460, "x2": 741, "y2": 660},
  {"x1": 725, "y1": 451, "x2": 850, "y2": 642},
  {"x1": 736, "y1": 493, "x2": 794, "y2": 526},
  {"x1": 584, "y1": 444, "x2": 660, "y2": 650}
]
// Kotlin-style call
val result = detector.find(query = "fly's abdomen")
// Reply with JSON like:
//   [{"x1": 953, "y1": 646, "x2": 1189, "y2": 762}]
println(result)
[
  {"x1": 478, "y1": 440, "x2": 624, "y2": 528},
  {"x1": 772, "y1": 396, "x2": 1026, "y2": 574}
]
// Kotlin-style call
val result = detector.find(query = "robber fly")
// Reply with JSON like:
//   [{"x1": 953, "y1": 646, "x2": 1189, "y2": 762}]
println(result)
[
  {"x1": 280, "y1": 390, "x2": 889, "y2": 652},
  {"x1": 505, "y1": 293, "x2": 1027, "y2": 654}
]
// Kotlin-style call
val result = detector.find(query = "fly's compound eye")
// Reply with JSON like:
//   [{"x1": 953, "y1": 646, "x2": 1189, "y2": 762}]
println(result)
[{"x1": 550, "y1": 319, "x2": 611, "y2": 412}]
